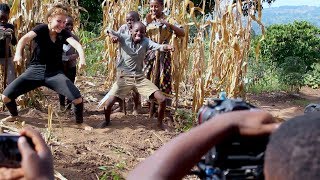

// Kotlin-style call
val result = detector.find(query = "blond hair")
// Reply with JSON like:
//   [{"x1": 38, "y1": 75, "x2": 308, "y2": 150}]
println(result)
[{"x1": 45, "y1": 4, "x2": 69, "y2": 22}]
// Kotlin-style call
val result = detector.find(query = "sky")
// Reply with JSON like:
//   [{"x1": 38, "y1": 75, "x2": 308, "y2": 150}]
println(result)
[{"x1": 264, "y1": 0, "x2": 320, "y2": 7}]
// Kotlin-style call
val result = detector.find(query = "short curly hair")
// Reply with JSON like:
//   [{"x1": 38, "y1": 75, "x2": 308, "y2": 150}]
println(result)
[
  {"x1": 45, "y1": 4, "x2": 69, "y2": 22},
  {"x1": 149, "y1": 0, "x2": 164, "y2": 6},
  {"x1": 0, "y1": 3, "x2": 10, "y2": 14},
  {"x1": 264, "y1": 112, "x2": 320, "y2": 180}
]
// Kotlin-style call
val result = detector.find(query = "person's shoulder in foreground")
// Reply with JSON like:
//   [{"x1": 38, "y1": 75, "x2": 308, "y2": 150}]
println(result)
[
  {"x1": 127, "y1": 110, "x2": 320, "y2": 180},
  {"x1": 127, "y1": 110, "x2": 279, "y2": 180}
]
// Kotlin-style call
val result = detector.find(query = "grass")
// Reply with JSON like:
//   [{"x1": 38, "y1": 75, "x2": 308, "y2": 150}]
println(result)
[
  {"x1": 98, "y1": 161, "x2": 126, "y2": 180},
  {"x1": 173, "y1": 109, "x2": 196, "y2": 132},
  {"x1": 292, "y1": 99, "x2": 311, "y2": 107},
  {"x1": 77, "y1": 30, "x2": 106, "y2": 76}
]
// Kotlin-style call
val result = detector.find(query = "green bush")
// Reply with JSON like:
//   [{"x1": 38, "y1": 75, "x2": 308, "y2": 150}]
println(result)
[
  {"x1": 173, "y1": 109, "x2": 195, "y2": 132},
  {"x1": 77, "y1": 29, "x2": 106, "y2": 76},
  {"x1": 260, "y1": 21, "x2": 320, "y2": 69},
  {"x1": 304, "y1": 63, "x2": 320, "y2": 89},
  {"x1": 278, "y1": 56, "x2": 307, "y2": 91},
  {"x1": 247, "y1": 21, "x2": 320, "y2": 93}
]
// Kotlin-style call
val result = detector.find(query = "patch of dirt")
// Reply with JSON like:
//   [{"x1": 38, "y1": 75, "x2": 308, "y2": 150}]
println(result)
[{"x1": 0, "y1": 76, "x2": 319, "y2": 179}]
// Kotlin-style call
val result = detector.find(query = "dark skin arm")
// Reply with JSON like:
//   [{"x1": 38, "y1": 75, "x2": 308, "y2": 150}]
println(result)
[
  {"x1": 0, "y1": 127, "x2": 54, "y2": 180},
  {"x1": 160, "y1": 19, "x2": 185, "y2": 37},
  {"x1": 104, "y1": 29, "x2": 119, "y2": 43},
  {"x1": 145, "y1": 13, "x2": 185, "y2": 37},
  {"x1": 127, "y1": 110, "x2": 279, "y2": 180}
]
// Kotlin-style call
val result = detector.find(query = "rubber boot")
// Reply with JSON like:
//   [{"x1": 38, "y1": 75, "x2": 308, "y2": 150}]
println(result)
[
  {"x1": 74, "y1": 101, "x2": 83, "y2": 124},
  {"x1": 5, "y1": 100, "x2": 18, "y2": 116},
  {"x1": 59, "y1": 94, "x2": 65, "y2": 111},
  {"x1": 104, "y1": 107, "x2": 111, "y2": 126}
]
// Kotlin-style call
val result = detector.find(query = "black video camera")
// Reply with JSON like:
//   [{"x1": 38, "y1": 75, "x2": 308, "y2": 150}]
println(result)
[{"x1": 193, "y1": 98, "x2": 269, "y2": 180}]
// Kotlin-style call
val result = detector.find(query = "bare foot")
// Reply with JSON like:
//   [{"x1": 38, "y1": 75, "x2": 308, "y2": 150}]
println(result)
[
  {"x1": 97, "y1": 121, "x2": 110, "y2": 128},
  {"x1": 1, "y1": 116, "x2": 20, "y2": 122},
  {"x1": 132, "y1": 109, "x2": 139, "y2": 116},
  {"x1": 76, "y1": 123, "x2": 93, "y2": 131}
]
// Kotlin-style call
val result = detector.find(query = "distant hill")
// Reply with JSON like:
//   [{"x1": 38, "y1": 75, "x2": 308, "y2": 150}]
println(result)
[{"x1": 252, "y1": 5, "x2": 320, "y2": 34}]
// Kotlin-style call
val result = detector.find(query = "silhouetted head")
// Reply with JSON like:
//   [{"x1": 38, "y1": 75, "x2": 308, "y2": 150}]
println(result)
[
  {"x1": 264, "y1": 112, "x2": 320, "y2": 180},
  {"x1": 0, "y1": 3, "x2": 10, "y2": 25}
]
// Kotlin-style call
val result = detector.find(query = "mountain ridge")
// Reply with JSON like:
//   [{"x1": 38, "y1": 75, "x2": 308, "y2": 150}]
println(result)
[{"x1": 253, "y1": 5, "x2": 320, "y2": 34}]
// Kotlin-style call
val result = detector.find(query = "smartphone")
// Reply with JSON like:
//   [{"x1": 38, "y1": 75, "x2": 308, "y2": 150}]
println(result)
[{"x1": 0, "y1": 134, "x2": 34, "y2": 168}]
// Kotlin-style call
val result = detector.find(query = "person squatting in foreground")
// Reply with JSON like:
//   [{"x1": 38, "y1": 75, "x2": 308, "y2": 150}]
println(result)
[
  {"x1": 0, "y1": 3, "x2": 18, "y2": 85},
  {"x1": 128, "y1": 110, "x2": 320, "y2": 180},
  {"x1": 1, "y1": 4, "x2": 87, "y2": 125},
  {"x1": 101, "y1": 21, "x2": 174, "y2": 129}
]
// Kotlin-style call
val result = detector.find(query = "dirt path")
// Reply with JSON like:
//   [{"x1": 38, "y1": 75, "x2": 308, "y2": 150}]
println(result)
[{"x1": 0, "y1": 77, "x2": 318, "y2": 179}]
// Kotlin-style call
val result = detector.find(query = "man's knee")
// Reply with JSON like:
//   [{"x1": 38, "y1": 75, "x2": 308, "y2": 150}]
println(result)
[{"x1": 2, "y1": 95, "x2": 11, "y2": 103}]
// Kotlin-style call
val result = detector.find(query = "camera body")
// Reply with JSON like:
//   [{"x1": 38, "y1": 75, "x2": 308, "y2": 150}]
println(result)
[
  {"x1": 196, "y1": 98, "x2": 268, "y2": 180},
  {"x1": 0, "y1": 134, "x2": 34, "y2": 168}
]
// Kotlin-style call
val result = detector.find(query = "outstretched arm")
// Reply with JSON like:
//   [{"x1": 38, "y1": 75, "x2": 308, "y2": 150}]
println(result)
[
  {"x1": 148, "y1": 39, "x2": 174, "y2": 52},
  {"x1": 104, "y1": 28, "x2": 121, "y2": 43},
  {"x1": 13, "y1": 31, "x2": 37, "y2": 65},
  {"x1": 67, "y1": 37, "x2": 86, "y2": 70},
  {"x1": 160, "y1": 19, "x2": 185, "y2": 37},
  {"x1": 127, "y1": 110, "x2": 279, "y2": 180}
]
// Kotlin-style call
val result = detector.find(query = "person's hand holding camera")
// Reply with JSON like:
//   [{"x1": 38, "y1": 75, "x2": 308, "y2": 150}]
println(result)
[
  {"x1": 18, "y1": 127, "x2": 54, "y2": 180},
  {"x1": 128, "y1": 110, "x2": 280, "y2": 180},
  {"x1": 0, "y1": 127, "x2": 53, "y2": 180},
  {"x1": 229, "y1": 110, "x2": 280, "y2": 136}
]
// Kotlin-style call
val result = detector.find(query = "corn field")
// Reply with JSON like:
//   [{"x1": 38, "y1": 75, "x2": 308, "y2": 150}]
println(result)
[
  {"x1": 1, "y1": 0, "x2": 264, "y2": 112},
  {"x1": 101, "y1": 0, "x2": 264, "y2": 112}
]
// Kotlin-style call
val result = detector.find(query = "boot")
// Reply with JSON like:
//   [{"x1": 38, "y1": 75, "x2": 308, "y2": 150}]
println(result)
[
  {"x1": 104, "y1": 107, "x2": 111, "y2": 126},
  {"x1": 59, "y1": 94, "x2": 65, "y2": 111},
  {"x1": 5, "y1": 100, "x2": 18, "y2": 116},
  {"x1": 74, "y1": 101, "x2": 83, "y2": 124}
]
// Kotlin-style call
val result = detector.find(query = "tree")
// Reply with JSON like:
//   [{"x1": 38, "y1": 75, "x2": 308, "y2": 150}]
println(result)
[
  {"x1": 259, "y1": 21, "x2": 320, "y2": 89},
  {"x1": 78, "y1": 0, "x2": 103, "y2": 32},
  {"x1": 261, "y1": 21, "x2": 320, "y2": 68}
]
